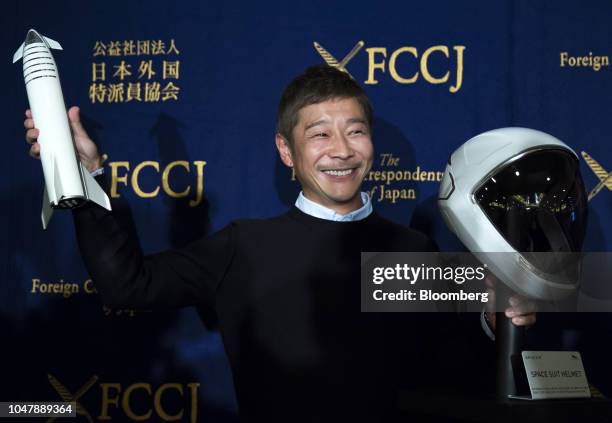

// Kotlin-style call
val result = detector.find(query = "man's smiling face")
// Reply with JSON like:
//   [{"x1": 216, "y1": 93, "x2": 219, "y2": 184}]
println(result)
[{"x1": 276, "y1": 97, "x2": 373, "y2": 214}]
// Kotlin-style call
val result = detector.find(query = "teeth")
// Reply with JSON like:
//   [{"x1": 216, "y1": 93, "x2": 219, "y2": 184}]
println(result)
[{"x1": 323, "y1": 169, "x2": 353, "y2": 176}]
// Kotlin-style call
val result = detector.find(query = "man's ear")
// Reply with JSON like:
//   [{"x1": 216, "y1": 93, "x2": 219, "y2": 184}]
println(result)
[{"x1": 275, "y1": 133, "x2": 294, "y2": 168}]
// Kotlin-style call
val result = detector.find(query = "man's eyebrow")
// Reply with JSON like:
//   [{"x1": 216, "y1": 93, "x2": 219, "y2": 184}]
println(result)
[
  {"x1": 347, "y1": 117, "x2": 367, "y2": 125},
  {"x1": 303, "y1": 117, "x2": 367, "y2": 131},
  {"x1": 304, "y1": 119, "x2": 329, "y2": 131}
]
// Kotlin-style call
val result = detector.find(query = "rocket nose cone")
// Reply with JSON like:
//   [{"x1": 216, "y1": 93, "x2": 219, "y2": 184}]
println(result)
[{"x1": 25, "y1": 29, "x2": 43, "y2": 45}]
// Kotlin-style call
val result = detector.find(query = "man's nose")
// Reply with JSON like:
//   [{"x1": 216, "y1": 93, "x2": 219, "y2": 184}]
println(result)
[{"x1": 329, "y1": 134, "x2": 354, "y2": 159}]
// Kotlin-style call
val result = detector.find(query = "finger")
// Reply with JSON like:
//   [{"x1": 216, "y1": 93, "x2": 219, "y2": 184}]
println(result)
[
  {"x1": 29, "y1": 143, "x2": 40, "y2": 158},
  {"x1": 24, "y1": 118, "x2": 35, "y2": 129},
  {"x1": 511, "y1": 314, "x2": 536, "y2": 327},
  {"x1": 25, "y1": 109, "x2": 32, "y2": 118},
  {"x1": 67, "y1": 106, "x2": 87, "y2": 137},
  {"x1": 508, "y1": 295, "x2": 523, "y2": 307},
  {"x1": 505, "y1": 303, "x2": 538, "y2": 318},
  {"x1": 25, "y1": 128, "x2": 39, "y2": 144}
]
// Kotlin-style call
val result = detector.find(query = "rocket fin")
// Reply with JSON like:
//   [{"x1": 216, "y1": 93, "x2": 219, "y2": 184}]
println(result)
[
  {"x1": 12, "y1": 42, "x2": 24, "y2": 63},
  {"x1": 43, "y1": 36, "x2": 62, "y2": 51},
  {"x1": 80, "y1": 163, "x2": 112, "y2": 211},
  {"x1": 41, "y1": 187, "x2": 54, "y2": 230}
]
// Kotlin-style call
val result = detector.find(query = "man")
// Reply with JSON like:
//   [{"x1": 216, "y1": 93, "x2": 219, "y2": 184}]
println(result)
[{"x1": 24, "y1": 65, "x2": 534, "y2": 421}]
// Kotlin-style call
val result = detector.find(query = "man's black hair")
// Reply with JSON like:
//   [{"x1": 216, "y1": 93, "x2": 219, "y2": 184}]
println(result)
[{"x1": 276, "y1": 65, "x2": 373, "y2": 146}]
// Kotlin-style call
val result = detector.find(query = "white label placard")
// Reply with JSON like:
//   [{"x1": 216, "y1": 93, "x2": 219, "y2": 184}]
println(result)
[{"x1": 522, "y1": 351, "x2": 590, "y2": 400}]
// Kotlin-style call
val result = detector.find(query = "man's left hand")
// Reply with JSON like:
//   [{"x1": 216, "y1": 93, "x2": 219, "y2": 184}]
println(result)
[{"x1": 485, "y1": 277, "x2": 537, "y2": 330}]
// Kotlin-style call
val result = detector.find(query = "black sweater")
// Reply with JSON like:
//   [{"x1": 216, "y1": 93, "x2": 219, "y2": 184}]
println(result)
[{"x1": 73, "y1": 184, "x2": 487, "y2": 422}]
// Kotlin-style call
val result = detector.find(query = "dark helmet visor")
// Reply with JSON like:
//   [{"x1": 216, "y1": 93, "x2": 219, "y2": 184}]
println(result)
[{"x1": 474, "y1": 149, "x2": 587, "y2": 278}]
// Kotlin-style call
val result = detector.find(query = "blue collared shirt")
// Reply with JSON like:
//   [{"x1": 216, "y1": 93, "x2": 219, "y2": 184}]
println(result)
[{"x1": 294, "y1": 191, "x2": 373, "y2": 222}]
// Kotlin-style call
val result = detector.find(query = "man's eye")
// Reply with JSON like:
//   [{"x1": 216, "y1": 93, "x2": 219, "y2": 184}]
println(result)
[
  {"x1": 350, "y1": 129, "x2": 365, "y2": 135},
  {"x1": 311, "y1": 132, "x2": 328, "y2": 138}
]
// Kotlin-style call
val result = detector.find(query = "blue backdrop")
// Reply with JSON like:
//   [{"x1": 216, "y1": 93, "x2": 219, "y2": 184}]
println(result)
[{"x1": 2, "y1": 1, "x2": 611, "y2": 421}]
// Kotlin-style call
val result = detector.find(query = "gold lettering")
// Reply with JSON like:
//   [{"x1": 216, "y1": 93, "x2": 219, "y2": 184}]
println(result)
[
  {"x1": 154, "y1": 383, "x2": 183, "y2": 421},
  {"x1": 109, "y1": 161, "x2": 130, "y2": 198},
  {"x1": 30, "y1": 278, "x2": 79, "y2": 298},
  {"x1": 421, "y1": 45, "x2": 449, "y2": 85},
  {"x1": 123, "y1": 383, "x2": 152, "y2": 421},
  {"x1": 559, "y1": 51, "x2": 609, "y2": 71},
  {"x1": 378, "y1": 185, "x2": 416, "y2": 203},
  {"x1": 367, "y1": 185, "x2": 378, "y2": 200},
  {"x1": 389, "y1": 47, "x2": 418, "y2": 84},
  {"x1": 187, "y1": 383, "x2": 199, "y2": 423},
  {"x1": 411, "y1": 166, "x2": 422, "y2": 180},
  {"x1": 99, "y1": 383, "x2": 121, "y2": 420},
  {"x1": 188, "y1": 161, "x2": 207, "y2": 207},
  {"x1": 84, "y1": 279, "x2": 97, "y2": 294},
  {"x1": 132, "y1": 161, "x2": 160, "y2": 198},
  {"x1": 162, "y1": 161, "x2": 190, "y2": 198},
  {"x1": 450, "y1": 46, "x2": 465, "y2": 93},
  {"x1": 92, "y1": 63, "x2": 106, "y2": 82},
  {"x1": 31, "y1": 278, "x2": 40, "y2": 293},
  {"x1": 111, "y1": 160, "x2": 207, "y2": 203},
  {"x1": 365, "y1": 48, "x2": 387, "y2": 84}
]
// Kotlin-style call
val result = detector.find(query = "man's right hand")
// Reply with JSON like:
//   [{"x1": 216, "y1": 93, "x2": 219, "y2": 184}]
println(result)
[{"x1": 24, "y1": 106, "x2": 103, "y2": 173}]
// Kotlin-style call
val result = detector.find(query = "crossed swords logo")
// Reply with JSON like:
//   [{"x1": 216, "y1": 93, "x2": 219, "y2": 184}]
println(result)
[
  {"x1": 313, "y1": 40, "x2": 364, "y2": 78},
  {"x1": 47, "y1": 373, "x2": 98, "y2": 423},
  {"x1": 582, "y1": 151, "x2": 611, "y2": 202}
]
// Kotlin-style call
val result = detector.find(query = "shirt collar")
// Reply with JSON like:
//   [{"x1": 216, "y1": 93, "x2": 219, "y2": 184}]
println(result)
[{"x1": 294, "y1": 191, "x2": 373, "y2": 222}]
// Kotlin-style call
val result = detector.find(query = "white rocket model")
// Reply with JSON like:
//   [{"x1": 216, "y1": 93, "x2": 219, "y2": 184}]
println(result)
[{"x1": 13, "y1": 29, "x2": 111, "y2": 229}]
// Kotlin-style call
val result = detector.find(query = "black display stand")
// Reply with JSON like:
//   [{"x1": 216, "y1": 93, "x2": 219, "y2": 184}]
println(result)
[
  {"x1": 398, "y1": 295, "x2": 612, "y2": 422},
  {"x1": 398, "y1": 312, "x2": 612, "y2": 422},
  {"x1": 496, "y1": 311, "x2": 524, "y2": 398}
]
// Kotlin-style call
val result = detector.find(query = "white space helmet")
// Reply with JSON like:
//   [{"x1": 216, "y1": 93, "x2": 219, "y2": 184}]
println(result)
[{"x1": 438, "y1": 128, "x2": 588, "y2": 300}]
